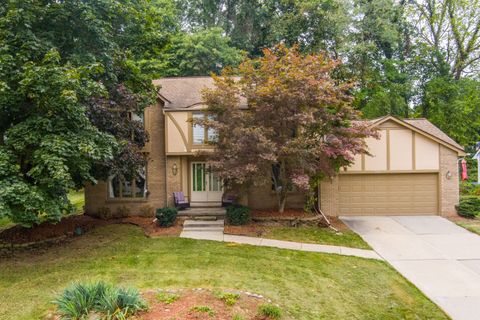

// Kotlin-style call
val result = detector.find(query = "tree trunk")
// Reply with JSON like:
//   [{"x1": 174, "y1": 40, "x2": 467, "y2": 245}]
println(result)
[{"x1": 278, "y1": 191, "x2": 287, "y2": 213}]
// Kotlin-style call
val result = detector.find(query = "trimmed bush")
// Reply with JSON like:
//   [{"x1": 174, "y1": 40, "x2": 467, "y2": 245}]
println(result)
[
  {"x1": 54, "y1": 281, "x2": 146, "y2": 319},
  {"x1": 226, "y1": 204, "x2": 251, "y2": 225},
  {"x1": 457, "y1": 196, "x2": 480, "y2": 218},
  {"x1": 155, "y1": 207, "x2": 178, "y2": 227}
]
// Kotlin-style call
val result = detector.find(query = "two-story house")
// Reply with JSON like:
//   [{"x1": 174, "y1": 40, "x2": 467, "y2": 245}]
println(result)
[{"x1": 85, "y1": 76, "x2": 465, "y2": 217}]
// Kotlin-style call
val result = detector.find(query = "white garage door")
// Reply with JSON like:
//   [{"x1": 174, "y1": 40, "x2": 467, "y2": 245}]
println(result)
[{"x1": 338, "y1": 173, "x2": 438, "y2": 216}]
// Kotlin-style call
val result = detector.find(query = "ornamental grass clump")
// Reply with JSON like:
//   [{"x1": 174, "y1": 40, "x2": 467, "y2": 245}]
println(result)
[{"x1": 54, "y1": 281, "x2": 146, "y2": 319}]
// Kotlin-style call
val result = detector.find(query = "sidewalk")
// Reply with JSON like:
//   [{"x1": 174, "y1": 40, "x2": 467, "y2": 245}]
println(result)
[{"x1": 180, "y1": 224, "x2": 382, "y2": 260}]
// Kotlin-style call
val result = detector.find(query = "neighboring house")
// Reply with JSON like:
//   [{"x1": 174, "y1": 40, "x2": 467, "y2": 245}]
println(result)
[
  {"x1": 473, "y1": 144, "x2": 480, "y2": 184},
  {"x1": 85, "y1": 76, "x2": 466, "y2": 217}
]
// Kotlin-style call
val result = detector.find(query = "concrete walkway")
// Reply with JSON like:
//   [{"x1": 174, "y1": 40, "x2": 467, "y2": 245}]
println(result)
[
  {"x1": 180, "y1": 220, "x2": 382, "y2": 260},
  {"x1": 342, "y1": 215, "x2": 480, "y2": 320}
]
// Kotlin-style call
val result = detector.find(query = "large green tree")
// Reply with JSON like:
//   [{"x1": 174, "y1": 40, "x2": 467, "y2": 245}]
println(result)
[
  {"x1": 177, "y1": 0, "x2": 349, "y2": 56},
  {"x1": 347, "y1": 0, "x2": 413, "y2": 118},
  {"x1": 0, "y1": 0, "x2": 176, "y2": 226},
  {"x1": 408, "y1": 0, "x2": 480, "y2": 146},
  {"x1": 158, "y1": 28, "x2": 245, "y2": 76}
]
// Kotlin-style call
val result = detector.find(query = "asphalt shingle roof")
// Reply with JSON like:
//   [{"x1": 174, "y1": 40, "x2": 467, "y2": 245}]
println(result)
[
  {"x1": 153, "y1": 77, "x2": 216, "y2": 109},
  {"x1": 153, "y1": 77, "x2": 463, "y2": 152},
  {"x1": 403, "y1": 118, "x2": 463, "y2": 150}
]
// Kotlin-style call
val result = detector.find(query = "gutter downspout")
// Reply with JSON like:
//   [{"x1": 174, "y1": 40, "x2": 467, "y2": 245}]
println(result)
[{"x1": 163, "y1": 108, "x2": 168, "y2": 206}]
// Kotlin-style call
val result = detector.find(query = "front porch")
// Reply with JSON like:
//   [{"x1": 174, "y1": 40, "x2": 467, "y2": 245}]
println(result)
[{"x1": 166, "y1": 155, "x2": 224, "y2": 208}]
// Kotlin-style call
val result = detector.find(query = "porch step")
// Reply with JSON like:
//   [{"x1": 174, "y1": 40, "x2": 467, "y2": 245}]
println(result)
[
  {"x1": 178, "y1": 207, "x2": 226, "y2": 218},
  {"x1": 182, "y1": 227, "x2": 225, "y2": 232},
  {"x1": 182, "y1": 219, "x2": 225, "y2": 233},
  {"x1": 191, "y1": 202, "x2": 222, "y2": 208},
  {"x1": 184, "y1": 220, "x2": 224, "y2": 226},
  {"x1": 192, "y1": 216, "x2": 218, "y2": 221}
]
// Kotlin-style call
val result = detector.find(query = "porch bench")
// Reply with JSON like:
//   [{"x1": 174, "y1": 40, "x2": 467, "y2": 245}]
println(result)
[
  {"x1": 173, "y1": 191, "x2": 190, "y2": 210},
  {"x1": 222, "y1": 194, "x2": 237, "y2": 207}
]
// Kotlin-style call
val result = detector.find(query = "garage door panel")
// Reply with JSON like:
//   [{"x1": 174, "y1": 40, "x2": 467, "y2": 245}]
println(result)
[{"x1": 338, "y1": 173, "x2": 438, "y2": 216}]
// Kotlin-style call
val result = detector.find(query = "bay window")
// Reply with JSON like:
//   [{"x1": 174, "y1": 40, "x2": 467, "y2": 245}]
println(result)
[{"x1": 108, "y1": 167, "x2": 147, "y2": 199}]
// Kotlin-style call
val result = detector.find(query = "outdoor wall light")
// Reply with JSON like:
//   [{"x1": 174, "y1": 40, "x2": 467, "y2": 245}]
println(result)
[
  {"x1": 172, "y1": 163, "x2": 178, "y2": 176},
  {"x1": 446, "y1": 171, "x2": 452, "y2": 180}
]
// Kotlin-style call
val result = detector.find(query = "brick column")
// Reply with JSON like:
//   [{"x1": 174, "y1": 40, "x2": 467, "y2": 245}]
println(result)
[{"x1": 439, "y1": 145, "x2": 460, "y2": 217}]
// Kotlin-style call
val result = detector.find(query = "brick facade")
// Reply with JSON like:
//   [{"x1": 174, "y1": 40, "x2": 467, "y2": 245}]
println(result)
[
  {"x1": 84, "y1": 102, "x2": 167, "y2": 217},
  {"x1": 166, "y1": 156, "x2": 182, "y2": 206},
  {"x1": 247, "y1": 184, "x2": 306, "y2": 210},
  {"x1": 319, "y1": 177, "x2": 339, "y2": 216},
  {"x1": 439, "y1": 145, "x2": 460, "y2": 217}
]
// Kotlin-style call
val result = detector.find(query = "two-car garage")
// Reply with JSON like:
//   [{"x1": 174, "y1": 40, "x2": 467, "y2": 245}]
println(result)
[
  {"x1": 320, "y1": 116, "x2": 465, "y2": 217},
  {"x1": 338, "y1": 173, "x2": 438, "y2": 216}
]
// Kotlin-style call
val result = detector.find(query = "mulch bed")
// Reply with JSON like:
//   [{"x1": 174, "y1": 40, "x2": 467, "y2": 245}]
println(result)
[
  {"x1": 0, "y1": 215, "x2": 184, "y2": 245},
  {"x1": 448, "y1": 215, "x2": 475, "y2": 223},
  {"x1": 226, "y1": 210, "x2": 351, "y2": 236},
  {"x1": 252, "y1": 208, "x2": 310, "y2": 219},
  {"x1": 0, "y1": 215, "x2": 108, "y2": 244},
  {"x1": 124, "y1": 216, "x2": 184, "y2": 237},
  {"x1": 138, "y1": 289, "x2": 273, "y2": 320},
  {"x1": 252, "y1": 209, "x2": 348, "y2": 228}
]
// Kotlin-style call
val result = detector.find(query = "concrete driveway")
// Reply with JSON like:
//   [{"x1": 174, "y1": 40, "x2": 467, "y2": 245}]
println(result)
[{"x1": 341, "y1": 215, "x2": 480, "y2": 320}]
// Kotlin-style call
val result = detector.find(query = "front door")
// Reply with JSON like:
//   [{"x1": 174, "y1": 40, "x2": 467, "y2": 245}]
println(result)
[{"x1": 191, "y1": 162, "x2": 223, "y2": 202}]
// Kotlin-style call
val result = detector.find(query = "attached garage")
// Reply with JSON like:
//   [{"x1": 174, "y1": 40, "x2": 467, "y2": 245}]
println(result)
[
  {"x1": 338, "y1": 173, "x2": 438, "y2": 216},
  {"x1": 320, "y1": 116, "x2": 465, "y2": 217}
]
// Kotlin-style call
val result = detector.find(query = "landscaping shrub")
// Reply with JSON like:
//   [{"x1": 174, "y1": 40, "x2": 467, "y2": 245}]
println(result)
[
  {"x1": 54, "y1": 281, "x2": 146, "y2": 319},
  {"x1": 139, "y1": 205, "x2": 155, "y2": 217},
  {"x1": 156, "y1": 292, "x2": 180, "y2": 304},
  {"x1": 258, "y1": 304, "x2": 282, "y2": 319},
  {"x1": 190, "y1": 305, "x2": 215, "y2": 316},
  {"x1": 457, "y1": 196, "x2": 480, "y2": 218},
  {"x1": 155, "y1": 207, "x2": 178, "y2": 227},
  {"x1": 226, "y1": 205, "x2": 251, "y2": 225},
  {"x1": 116, "y1": 205, "x2": 130, "y2": 218},
  {"x1": 214, "y1": 291, "x2": 240, "y2": 306},
  {"x1": 460, "y1": 182, "x2": 480, "y2": 196},
  {"x1": 54, "y1": 282, "x2": 105, "y2": 319},
  {"x1": 99, "y1": 285, "x2": 147, "y2": 318},
  {"x1": 97, "y1": 207, "x2": 112, "y2": 220}
]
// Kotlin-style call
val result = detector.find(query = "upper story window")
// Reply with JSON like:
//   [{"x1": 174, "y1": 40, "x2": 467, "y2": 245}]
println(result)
[{"x1": 192, "y1": 112, "x2": 217, "y2": 145}]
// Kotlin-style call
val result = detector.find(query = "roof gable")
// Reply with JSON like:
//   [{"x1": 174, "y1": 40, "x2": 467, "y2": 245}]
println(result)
[{"x1": 369, "y1": 116, "x2": 465, "y2": 155}]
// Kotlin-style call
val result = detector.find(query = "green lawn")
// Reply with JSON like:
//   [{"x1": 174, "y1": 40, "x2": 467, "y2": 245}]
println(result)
[
  {"x1": 0, "y1": 217, "x2": 14, "y2": 231},
  {"x1": 68, "y1": 189, "x2": 85, "y2": 214},
  {"x1": 264, "y1": 226, "x2": 371, "y2": 249},
  {"x1": 0, "y1": 224, "x2": 447, "y2": 320}
]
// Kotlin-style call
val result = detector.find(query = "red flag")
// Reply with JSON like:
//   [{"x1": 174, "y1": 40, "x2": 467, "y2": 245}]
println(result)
[{"x1": 461, "y1": 159, "x2": 468, "y2": 181}]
